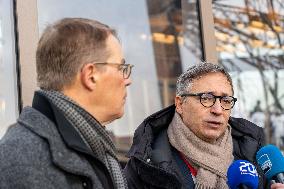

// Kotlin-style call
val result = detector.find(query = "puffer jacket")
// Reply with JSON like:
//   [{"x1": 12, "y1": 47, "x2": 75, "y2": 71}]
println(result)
[{"x1": 124, "y1": 105, "x2": 266, "y2": 189}]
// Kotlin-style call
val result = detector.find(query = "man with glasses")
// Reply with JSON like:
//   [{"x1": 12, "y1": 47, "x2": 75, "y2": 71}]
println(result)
[
  {"x1": 0, "y1": 18, "x2": 132, "y2": 188},
  {"x1": 124, "y1": 62, "x2": 266, "y2": 189}
]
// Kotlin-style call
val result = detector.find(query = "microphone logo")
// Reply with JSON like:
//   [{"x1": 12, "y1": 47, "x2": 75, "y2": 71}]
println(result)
[
  {"x1": 257, "y1": 154, "x2": 272, "y2": 174},
  {"x1": 239, "y1": 161, "x2": 258, "y2": 177},
  {"x1": 227, "y1": 160, "x2": 259, "y2": 189}
]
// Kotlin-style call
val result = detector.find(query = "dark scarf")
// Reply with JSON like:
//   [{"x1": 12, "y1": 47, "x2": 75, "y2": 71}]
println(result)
[{"x1": 39, "y1": 90, "x2": 128, "y2": 189}]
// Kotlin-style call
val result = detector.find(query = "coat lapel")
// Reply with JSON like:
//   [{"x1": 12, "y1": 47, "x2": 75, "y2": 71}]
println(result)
[{"x1": 18, "y1": 107, "x2": 99, "y2": 184}]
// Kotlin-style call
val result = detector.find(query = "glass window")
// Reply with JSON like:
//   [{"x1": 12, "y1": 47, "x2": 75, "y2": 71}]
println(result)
[
  {"x1": 0, "y1": 0, "x2": 19, "y2": 138},
  {"x1": 146, "y1": 0, "x2": 203, "y2": 107},
  {"x1": 213, "y1": 0, "x2": 284, "y2": 147},
  {"x1": 36, "y1": 0, "x2": 202, "y2": 156}
]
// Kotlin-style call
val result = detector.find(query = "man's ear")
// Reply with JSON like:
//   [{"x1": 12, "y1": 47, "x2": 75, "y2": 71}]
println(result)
[
  {"x1": 175, "y1": 96, "x2": 183, "y2": 115},
  {"x1": 80, "y1": 63, "x2": 97, "y2": 91}
]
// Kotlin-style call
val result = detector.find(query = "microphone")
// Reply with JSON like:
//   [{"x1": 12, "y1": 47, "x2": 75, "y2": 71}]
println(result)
[
  {"x1": 227, "y1": 160, "x2": 259, "y2": 189},
  {"x1": 256, "y1": 144, "x2": 284, "y2": 183}
]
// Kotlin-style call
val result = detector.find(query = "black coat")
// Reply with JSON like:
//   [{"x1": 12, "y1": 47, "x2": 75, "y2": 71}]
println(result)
[{"x1": 124, "y1": 105, "x2": 266, "y2": 189}]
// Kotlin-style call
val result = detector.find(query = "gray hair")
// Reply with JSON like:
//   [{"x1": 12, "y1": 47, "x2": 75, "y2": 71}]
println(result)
[
  {"x1": 36, "y1": 18, "x2": 117, "y2": 91},
  {"x1": 176, "y1": 62, "x2": 233, "y2": 96}
]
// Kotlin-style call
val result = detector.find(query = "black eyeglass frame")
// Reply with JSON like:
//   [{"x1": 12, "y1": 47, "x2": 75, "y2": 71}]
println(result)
[
  {"x1": 93, "y1": 61, "x2": 134, "y2": 79},
  {"x1": 180, "y1": 92, "x2": 237, "y2": 110}
]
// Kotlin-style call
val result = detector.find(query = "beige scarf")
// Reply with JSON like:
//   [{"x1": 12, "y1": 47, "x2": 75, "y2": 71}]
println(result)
[{"x1": 167, "y1": 112, "x2": 234, "y2": 189}]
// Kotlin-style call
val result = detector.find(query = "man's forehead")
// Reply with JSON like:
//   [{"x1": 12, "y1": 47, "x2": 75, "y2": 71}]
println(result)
[
  {"x1": 189, "y1": 73, "x2": 233, "y2": 92},
  {"x1": 191, "y1": 72, "x2": 230, "y2": 83}
]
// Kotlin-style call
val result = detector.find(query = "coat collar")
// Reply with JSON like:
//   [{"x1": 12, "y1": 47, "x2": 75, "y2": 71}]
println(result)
[
  {"x1": 127, "y1": 105, "x2": 175, "y2": 159},
  {"x1": 127, "y1": 105, "x2": 181, "y2": 188},
  {"x1": 18, "y1": 92, "x2": 98, "y2": 182}
]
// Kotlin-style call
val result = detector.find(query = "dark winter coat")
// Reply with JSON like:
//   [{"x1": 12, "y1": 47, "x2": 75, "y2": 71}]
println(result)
[{"x1": 124, "y1": 105, "x2": 266, "y2": 189}]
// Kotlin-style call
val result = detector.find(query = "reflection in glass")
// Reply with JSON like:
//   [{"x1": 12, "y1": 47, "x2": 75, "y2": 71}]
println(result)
[
  {"x1": 146, "y1": 0, "x2": 203, "y2": 107},
  {"x1": 182, "y1": 0, "x2": 203, "y2": 63},
  {"x1": 213, "y1": 0, "x2": 284, "y2": 147},
  {"x1": 0, "y1": 0, "x2": 18, "y2": 138},
  {"x1": 146, "y1": 0, "x2": 183, "y2": 107}
]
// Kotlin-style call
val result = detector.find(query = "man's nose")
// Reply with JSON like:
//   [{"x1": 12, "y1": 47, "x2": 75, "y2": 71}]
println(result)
[{"x1": 210, "y1": 99, "x2": 223, "y2": 114}]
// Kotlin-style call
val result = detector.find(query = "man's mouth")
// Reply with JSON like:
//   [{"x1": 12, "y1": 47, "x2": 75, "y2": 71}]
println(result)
[{"x1": 205, "y1": 120, "x2": 223, "y2": 128}]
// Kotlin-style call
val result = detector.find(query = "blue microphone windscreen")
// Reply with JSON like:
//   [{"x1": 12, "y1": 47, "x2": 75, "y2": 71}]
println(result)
[
  {"x1": 256, "y1": 144, "x2": 284, "y2": 180},
  {"x1": 227, "y1": 160, "x2": 259, "y2": 189}
]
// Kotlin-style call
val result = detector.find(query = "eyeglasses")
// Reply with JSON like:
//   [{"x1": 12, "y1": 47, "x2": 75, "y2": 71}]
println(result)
[
  {"x1": 93, "y1": 60, "x2": 134, "y2": 79},
  {"x1": 180, "y1": 92, "x2": 237, "y2": 110}
]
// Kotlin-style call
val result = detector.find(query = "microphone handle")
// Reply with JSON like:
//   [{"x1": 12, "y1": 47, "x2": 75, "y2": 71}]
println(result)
[
  {"x1": 238, "y1": 184, "x2": 251, "y2": 189},
  {"x1": 273, "y1": 173, "x2": 284, "y2": 184}
]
